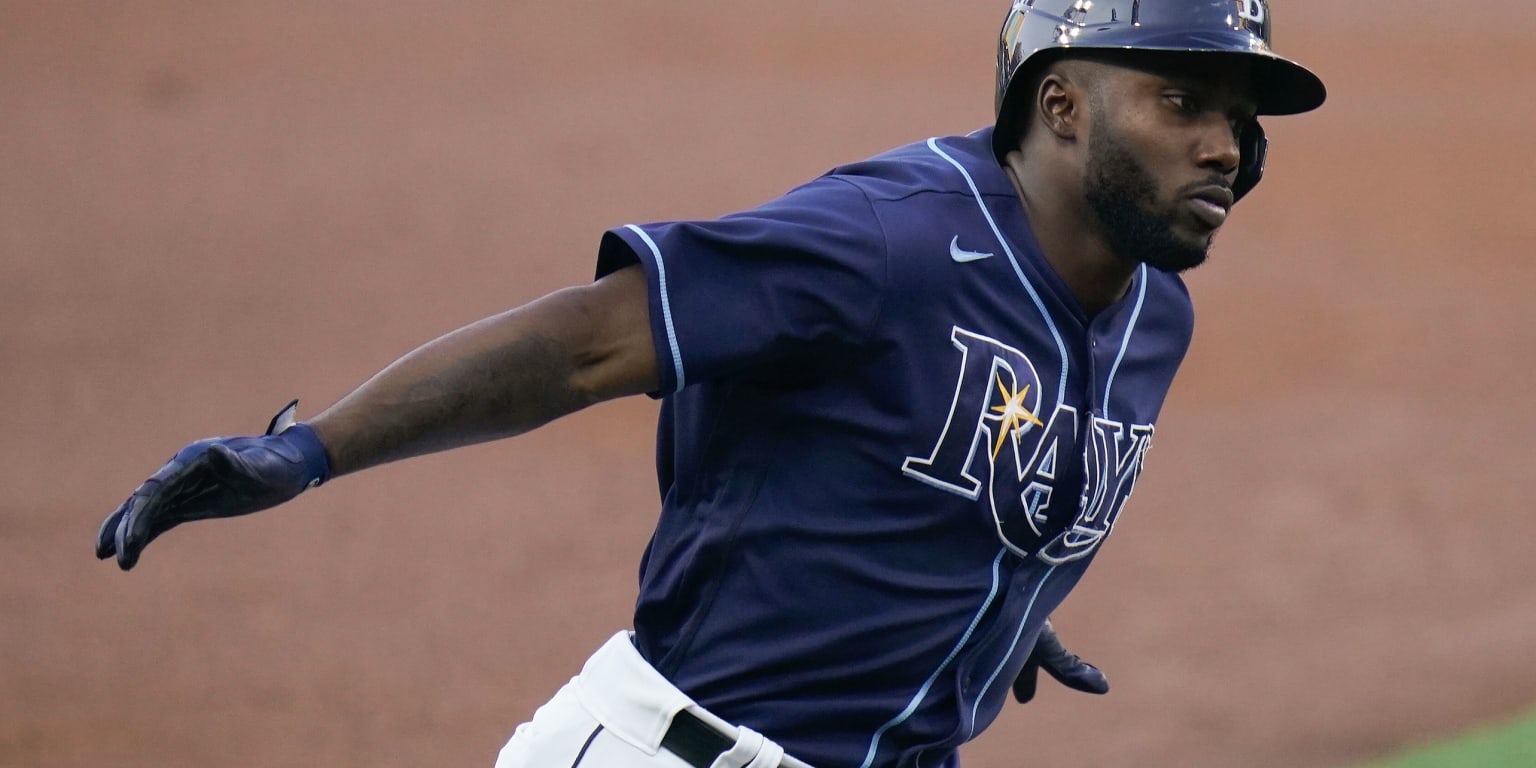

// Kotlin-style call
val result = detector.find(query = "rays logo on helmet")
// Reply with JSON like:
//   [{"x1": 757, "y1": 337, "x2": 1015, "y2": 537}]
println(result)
[{"x1": 1238, "y1": 0, "x2": 1267, "y2": 25}]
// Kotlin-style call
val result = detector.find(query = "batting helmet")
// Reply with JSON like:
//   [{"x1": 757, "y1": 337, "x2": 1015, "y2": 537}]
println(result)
[{"x1": 993, "y1": 0, "x2": 1326, "y2": 200}]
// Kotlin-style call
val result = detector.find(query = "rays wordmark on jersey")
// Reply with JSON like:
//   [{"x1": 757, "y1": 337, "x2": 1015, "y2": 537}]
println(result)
[{"x1": 902, "y1": 327, "x2": 1154, "y2": 564}]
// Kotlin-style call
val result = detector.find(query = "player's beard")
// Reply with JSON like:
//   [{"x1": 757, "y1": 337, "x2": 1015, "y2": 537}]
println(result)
[{"x1": 1083, "y1": 123, "x2": 1211, "y2": 274}]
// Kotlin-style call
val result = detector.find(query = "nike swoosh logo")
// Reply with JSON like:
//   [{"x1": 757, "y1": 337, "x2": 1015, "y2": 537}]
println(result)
[{"x1": 949, "y1": 236, "x2": 993, "y2": 263}]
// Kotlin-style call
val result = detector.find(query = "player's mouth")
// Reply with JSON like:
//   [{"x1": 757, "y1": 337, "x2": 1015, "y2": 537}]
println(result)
[{"x1": 1184, "y1": 185, "x2": 1234, "y2": 230}]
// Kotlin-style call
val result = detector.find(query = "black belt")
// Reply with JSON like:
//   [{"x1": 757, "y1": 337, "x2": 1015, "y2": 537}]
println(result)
[{"x1": 661, "y1": 709, "x2": 738, "y2": 768}]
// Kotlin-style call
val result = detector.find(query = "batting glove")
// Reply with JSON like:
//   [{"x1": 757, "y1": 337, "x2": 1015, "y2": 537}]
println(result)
[
  {"x1": 95, "y1": 400, "x2": 330, "y2": 571},
  {"x1": 1012, "y1": 618, "x2": 1110, "y2": 703}
]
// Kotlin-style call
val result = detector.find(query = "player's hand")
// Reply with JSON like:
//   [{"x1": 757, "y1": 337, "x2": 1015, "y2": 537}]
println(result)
[
  {"x1": 1012, "y1": 619, "x2": 1109, "y2": 704},
  {"x1": 95, "y1": 400, "x2": 330, "y2": 571}
]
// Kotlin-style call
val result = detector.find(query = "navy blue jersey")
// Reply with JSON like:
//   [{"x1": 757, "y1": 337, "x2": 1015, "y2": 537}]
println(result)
[{"x1": 595, "y1": 127, "x2": 1193, "y2": 768}]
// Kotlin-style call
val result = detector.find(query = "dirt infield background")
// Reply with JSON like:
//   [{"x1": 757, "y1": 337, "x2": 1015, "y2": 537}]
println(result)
[{"x1": 4, "y1": 3, "x2": 1534, "y2": 766}]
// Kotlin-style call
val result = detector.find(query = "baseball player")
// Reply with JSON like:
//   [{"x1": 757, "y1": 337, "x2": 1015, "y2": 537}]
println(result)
[{"x1": 96, "y1": 2, "x2": 1325, "y2": 766}]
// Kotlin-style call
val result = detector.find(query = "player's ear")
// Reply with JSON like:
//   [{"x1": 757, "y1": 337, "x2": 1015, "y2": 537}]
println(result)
[{"x1": 1036, "y1": 69, "x2": 1083, "y2": 141}]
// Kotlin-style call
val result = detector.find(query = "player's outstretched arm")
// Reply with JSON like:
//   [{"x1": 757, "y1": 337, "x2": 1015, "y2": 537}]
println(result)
[
  {"x1": 96, "y1": 265, "x2": 658, "y2": 571},
  {"x1": 307, "y1": 263, "x2": 657, "y2": 475}
]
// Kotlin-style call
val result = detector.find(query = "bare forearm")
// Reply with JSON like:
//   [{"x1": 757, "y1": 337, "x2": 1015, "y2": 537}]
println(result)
[
  {"x1": 311, "y1": 316, "x2": 588, "y2": 476},
  {"x1": 307, "y1": 267, "x2": 656, "y2": 476}
]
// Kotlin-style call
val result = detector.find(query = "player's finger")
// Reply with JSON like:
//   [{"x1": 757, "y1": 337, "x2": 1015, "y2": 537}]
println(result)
[
  {"x1": 99, "y1": 451, "x2": 181, "y2": 563},
  {"x1": 115, "y1": 451, "x2": 230, "y2": 570},
  {"x1": 1011, "y1": 661, "x2": 1041, "y2": 703},
  {"x1": 95, "y1": 500, "x2": 130, "y2": 559},
  {"x1": 1043, "y1": 658, "x2": 1109, "y2": 695},
  {"x1": 113, "y1": 491, "x2": 151, "y2": 571},
  {"x1": 113, "y1": 463, "x2": 184, "y2": 571}
]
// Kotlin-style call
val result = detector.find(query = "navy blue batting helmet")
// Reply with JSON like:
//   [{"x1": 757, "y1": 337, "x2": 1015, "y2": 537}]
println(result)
[{"x1": 993, "y1": 0, "x2": 1326, "y2": 200}]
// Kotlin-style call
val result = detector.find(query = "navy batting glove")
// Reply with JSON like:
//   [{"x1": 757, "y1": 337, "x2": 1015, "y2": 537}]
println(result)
[
  {"x1": 95, "y1": 400, "x2": 330, "y2": 571},
  {"x1": 1012, "y1": 619, "x2": 1109, "y2": 704}
]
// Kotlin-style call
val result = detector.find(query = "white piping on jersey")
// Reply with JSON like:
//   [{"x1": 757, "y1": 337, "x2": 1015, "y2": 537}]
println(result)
[
  {"x1": 964, "y1": 565, "x2": 1058, "y2": 741},
  {"x1": 1101, "y1": 264, "x2": 1148, "y2": 421},
  {"x1": 925, "y1": 138, "x2": 1069, "y2": 408},
  {"x1": 625, "y1": 224, "x2": 687, "y2": 391},
  {"x1": 857, "y1": 549, "x2": 1009, "y2": 768}
]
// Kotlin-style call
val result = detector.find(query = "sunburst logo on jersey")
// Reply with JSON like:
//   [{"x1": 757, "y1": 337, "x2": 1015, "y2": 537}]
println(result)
[{"x1": 990, "y1": 373, "x2": 1044, "y2": 459}]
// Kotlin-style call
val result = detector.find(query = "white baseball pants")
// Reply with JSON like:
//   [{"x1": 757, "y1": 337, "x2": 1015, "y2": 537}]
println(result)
[{"x1": 494, "y1": 631, "x2": 815, "y2": 768}]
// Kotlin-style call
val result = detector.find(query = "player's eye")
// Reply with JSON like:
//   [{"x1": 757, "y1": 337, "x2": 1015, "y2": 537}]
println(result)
[{"x1": 1165, "y1": 93, "x2": 1200, "y2": 115}]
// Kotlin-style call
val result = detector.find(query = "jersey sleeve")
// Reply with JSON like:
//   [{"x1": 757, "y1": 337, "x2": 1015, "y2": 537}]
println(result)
[{"x1": 596, "y1": 175, "x2": 890, "y2": 393}]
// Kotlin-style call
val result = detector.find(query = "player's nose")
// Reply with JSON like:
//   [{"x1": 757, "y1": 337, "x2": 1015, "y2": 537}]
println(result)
[{"x1": 1194, "y1": 117, "x2": 1242, "y2": 178}]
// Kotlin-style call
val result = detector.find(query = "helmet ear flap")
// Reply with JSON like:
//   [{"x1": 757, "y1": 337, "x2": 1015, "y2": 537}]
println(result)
[{"x1": 1233, "y1": 119, "x2": 1267, "y2": 202}]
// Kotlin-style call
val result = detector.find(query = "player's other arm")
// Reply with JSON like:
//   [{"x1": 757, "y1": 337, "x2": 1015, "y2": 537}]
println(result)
[
  {"x1": 310, "y1": 264, "x2": 656, "y2": 475},
  {"x1": 96, "y1": 265, "x2": 657, "y2": 570}
]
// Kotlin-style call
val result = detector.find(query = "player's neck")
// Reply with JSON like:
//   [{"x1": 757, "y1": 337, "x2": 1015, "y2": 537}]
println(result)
[{"x1": 1003, "y1": 155, "x2": 1136, "y2": 317}]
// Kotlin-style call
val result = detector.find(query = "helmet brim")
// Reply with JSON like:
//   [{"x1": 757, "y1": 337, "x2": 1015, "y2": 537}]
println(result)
[
  {"x1": 1250, "y1": 54, "x2": 1327, "y2": 116},
  {"x1": 1041, "y1": 24, "x2": 1327, "y2": 116},
  {"x1": 1054, "y1": 43, "x2": 1327, "y2": 116}
]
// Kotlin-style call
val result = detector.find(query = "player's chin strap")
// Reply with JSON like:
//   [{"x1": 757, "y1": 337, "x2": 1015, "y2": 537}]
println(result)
[{"x1": 1233, "y1": 119, "x2": 1268, "y2": 203}]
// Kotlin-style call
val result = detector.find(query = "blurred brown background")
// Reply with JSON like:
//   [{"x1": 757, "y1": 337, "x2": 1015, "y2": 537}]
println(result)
[{"x1": 3, "y1": 2, "x2": 1534, "y2": 766}]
